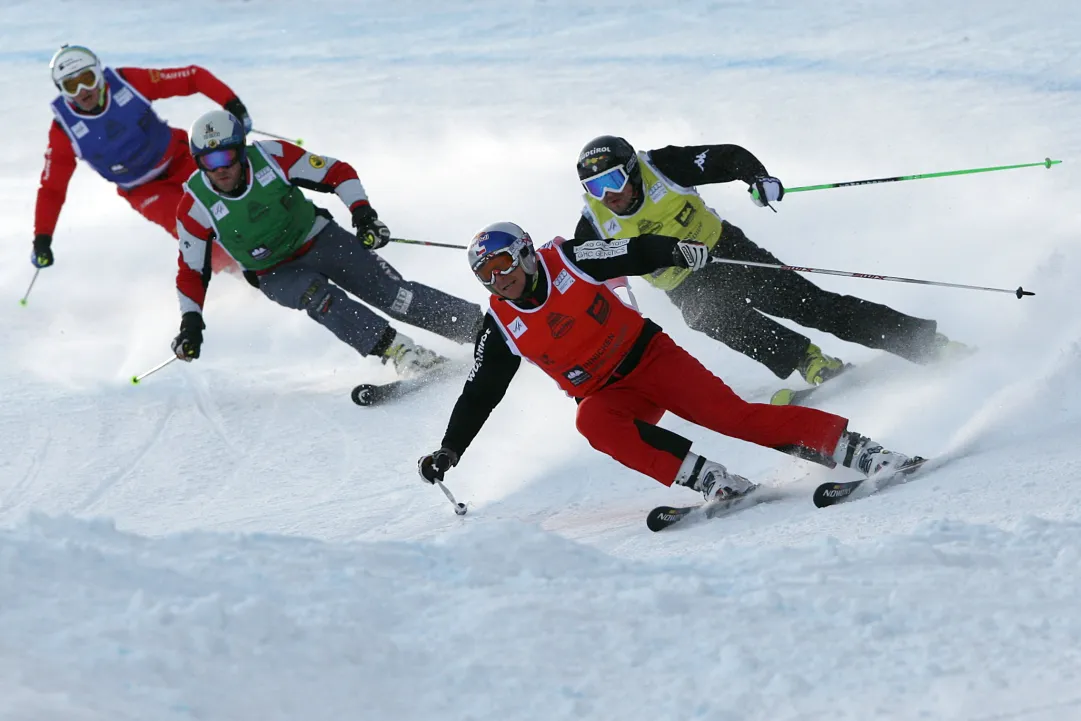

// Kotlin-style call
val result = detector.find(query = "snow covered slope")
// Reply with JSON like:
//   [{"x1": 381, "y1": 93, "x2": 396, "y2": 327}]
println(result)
[{"x1": 2, "y1": 1, "x2": 1079, "y2": 719}]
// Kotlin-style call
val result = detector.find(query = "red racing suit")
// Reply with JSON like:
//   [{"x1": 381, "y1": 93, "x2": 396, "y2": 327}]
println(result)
[
  {"x1": 438, "y1": 235, "x2": 849, "y2": 485},
  {"x1": 35, "y1": 66, "x2": 242, "y2": 272}
]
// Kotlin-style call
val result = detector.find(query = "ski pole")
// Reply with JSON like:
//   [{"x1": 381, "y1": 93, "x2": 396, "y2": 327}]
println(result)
[
  {"x1": 390, "y1": 237, "x2": 468, "y2": 250},
  {"x1": 18, "y1": 269, "x2": 40, "y2": 306},
  {"x1": 131, "y1": 356, "x2": 179, "y2": 385},
  {"x1": 709, "y1": 257, "x2": 1034, "y2": 298},
  {"x1": 251, "y1": 128, "x2": 304, "y2": 146},
  {"x1": 786, "y1": 157, "x2": 1061, "y2": 194},
  {"x1": 436, "y1": 480, "x2": 468, "y2": 516}
]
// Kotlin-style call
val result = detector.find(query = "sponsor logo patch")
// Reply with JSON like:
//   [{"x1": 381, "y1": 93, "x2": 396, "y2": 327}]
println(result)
[
  {"x1": 674, "y1": 201, "x2": 697, "y2": 227},
  {"x1": 602, "y1": 218, "x2": 621, "y2": 236},
  {"x1": 391, "y1": 287, "x2": 414, "y2": 314},
  {"x1": 637, "y1": 219, "x2": 664, "y2": 235},
  {"x1": 71, "y1": 121, "x2": 89, "y2": 139},
  {"x1": 574, "y1": 238, "x2": 629, "y2": 261},
  {"x1": 113, "y1": 87, "x2": 133, "y2": 106},
  {"x1": 308, "y1": 154, "x2": 327, "y2": 169},
  {"x1": 563, "y1": 366, "x2": 592, "y2": 387},
  {"x1": 694, "y1": 149, "x2": 709, "y2": 171},
  {"x1": 149, "y1": 68, "x2": 193, "y2": 83},
  {"x1": 508, "y1": 317, "x2": 528, "y2": 338},
  {"x1": 553, "y1": 269, "x2": 575, "y2": 294},
  {"x1": 250, "y1": 246, "x2": 271, "y2": 259},
  {"x1": 546, "y1": 312, "x2": 575, "y2": 339},
  {"x1": 648, "y1": 181, "x2": 667, "y2": 203},
  {"x1": 586, "y1": 293, "x2": 610, "y2": 325},
  {"x1": 255, "y1": 166, "x2": 276, "y2": 187},
  {"x1": 210, "y1": 201, "x2": 229, "y2": 220}
]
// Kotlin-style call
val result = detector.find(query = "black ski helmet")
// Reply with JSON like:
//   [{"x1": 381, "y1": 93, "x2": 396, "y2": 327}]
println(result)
[{"x1": 576, "y1": 135, "x2": 643, "y2": 211}]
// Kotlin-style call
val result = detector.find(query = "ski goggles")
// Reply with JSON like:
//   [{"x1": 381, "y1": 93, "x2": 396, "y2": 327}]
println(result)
[
  {"x1": 197, "y1": 148, "x2": 241, "y2": 171},
  {"x1": 581, "y1": 165, "x2": 630, "y2": 200},
  {"x1": 59, "y1": 67, "x2": 102, "y2": 97},
  {"x1": 472, "y1": 249, "x2": 521, "y2": 285}
]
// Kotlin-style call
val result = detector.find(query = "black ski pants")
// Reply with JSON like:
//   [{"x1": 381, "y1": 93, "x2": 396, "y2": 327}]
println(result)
[{"x1": 666, "y1": 221, "x2": 939, "y2": 379}]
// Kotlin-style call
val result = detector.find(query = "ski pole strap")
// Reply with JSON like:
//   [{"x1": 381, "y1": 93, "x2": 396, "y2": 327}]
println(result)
[
  {"x1": 389, "y1": 237, "x2": 468, "y2": 250},
  {"x1": 250, "y1": 129, "x2": 304, "y2": 146},
  {"x1": 787, "y1": 158, "x2": 1061, "y2": 194},
  {"x1": 708, "y1": 257, "x2": 1033, "y2": 298}
]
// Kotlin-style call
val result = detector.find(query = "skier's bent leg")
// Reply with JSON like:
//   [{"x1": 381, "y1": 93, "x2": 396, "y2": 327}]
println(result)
[
  {"x1": 719, "y1": 221, "x2": 940, "y2": 363},
  {"x1": 669, "y1": 271, "x2": 811, "y2": 379},
  {"x1": 305, "y1": 223, "x2": 484, "y2": 344},
  {"x1": 576, "y1": 385, "x2": 754, "y2": 500},
  {"x1": 630, "y1": 332, "x2": 850, "y2": 465},
  {"x1": 258, "y1": 264, "x2": 391, "y2": 356},
  {"x1": 575, "y1": 386, "x2": 686, "y2": 484}
]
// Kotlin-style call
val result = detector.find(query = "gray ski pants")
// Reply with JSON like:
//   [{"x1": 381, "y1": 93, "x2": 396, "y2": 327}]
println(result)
[{"x1": 257, "y1": 221, "x2": 483, "y2": 356}]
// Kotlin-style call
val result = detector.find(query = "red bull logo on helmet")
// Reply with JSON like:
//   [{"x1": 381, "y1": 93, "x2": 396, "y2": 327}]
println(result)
[{"x1": 471, "y1": 232, "x2": 490, "y2": 255}]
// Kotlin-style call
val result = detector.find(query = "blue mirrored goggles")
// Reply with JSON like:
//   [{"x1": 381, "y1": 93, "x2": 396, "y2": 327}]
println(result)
[
  {"x1": 197, "y1": 148, "x2": 241, "y2": 171},
  {"x1": 581, "y1": 165, "x2": 630, "y2": 199}
]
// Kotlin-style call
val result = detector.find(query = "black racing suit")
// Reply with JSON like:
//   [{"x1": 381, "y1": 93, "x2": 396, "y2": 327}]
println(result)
[{"x1": 573, "y1": 144, "x2": 940, "y2": 379}]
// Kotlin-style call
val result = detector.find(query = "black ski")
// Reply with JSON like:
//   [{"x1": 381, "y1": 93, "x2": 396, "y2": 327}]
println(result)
[
  {"x1": 813, "y1": 456, "x2": 930, "y2": 508},
  {"x1": 351, "y1": 377, "x2": 431, "y2": 406},
  {"x1": 646, "y1": 487, "x2": 781, "y2": 532}
]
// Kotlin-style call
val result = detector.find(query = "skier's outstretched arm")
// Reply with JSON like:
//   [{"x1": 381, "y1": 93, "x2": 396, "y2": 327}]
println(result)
[
  {"x1": 648, "y1": 144, "x2": 769, "y2": 187},
  {"x1": 418, "y1": 315, "x2": 521, "y2": 482},
  {"x1": 258, "y1": 139, "x2": 390, "y2": 249},
  {"x1": 560, "y1": 234, "x2": 707, "y2": 281}
]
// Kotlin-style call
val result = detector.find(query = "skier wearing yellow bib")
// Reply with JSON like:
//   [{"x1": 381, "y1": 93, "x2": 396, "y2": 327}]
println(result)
[{"x1": 573, "y1": 135, "x2": 968, "y2": 393}]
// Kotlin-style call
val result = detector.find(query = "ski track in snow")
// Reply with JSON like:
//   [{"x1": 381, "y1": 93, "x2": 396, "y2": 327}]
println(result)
[{"x1": 2, "y1": 1, "x2": 1081, "y2": 719}]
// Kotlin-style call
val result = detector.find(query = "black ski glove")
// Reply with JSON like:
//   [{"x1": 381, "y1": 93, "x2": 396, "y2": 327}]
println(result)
[
  {"x1": 672, "y1": 239, "x2": 709, "y2": 271},
  {"x1": 171, "y1": 312, "x2": 205, "y2": 361},
  {"x1": 222, "y1": 97, "x2": 253, "y2": 133},
  {"x1": 352, "y1": 204, "x2": 391, "y2": 250},
  {"x1": 31, "y1": 234, "x2": 54, "y2": 268},
  {"x1": 418, "y1": 448, "x2": 459, "y2": 484}
]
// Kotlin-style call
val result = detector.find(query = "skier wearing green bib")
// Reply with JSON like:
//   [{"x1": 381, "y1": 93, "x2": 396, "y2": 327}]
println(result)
[
  {"x1": 172, "y1": 109, "x2": 482, "y2": 375},
  {"x1": 573, "y1": 135, "x2": 969, "y2": 392}
]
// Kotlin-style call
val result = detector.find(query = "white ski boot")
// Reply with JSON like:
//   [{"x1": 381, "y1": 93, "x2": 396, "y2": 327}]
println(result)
[
  {"x1": 382, "y1": 332, "x2": 447, "y2": 379},
  {"x1": 676, "y1": 453, "x2": 756, "y2": 502},
  {"x1": 836, "y1": 431, "x2": 917, "y2": 477}
]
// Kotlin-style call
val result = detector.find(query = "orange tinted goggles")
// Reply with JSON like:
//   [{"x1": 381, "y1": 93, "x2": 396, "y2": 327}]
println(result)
[{"x1": 472, "y1": 251, "x2": 520, "y2": 284}]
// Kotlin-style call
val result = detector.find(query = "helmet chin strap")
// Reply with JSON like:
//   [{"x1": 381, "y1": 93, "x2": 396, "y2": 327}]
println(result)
[{"x1": 624, "y1": 181, "x2": 645, "y2": 215}]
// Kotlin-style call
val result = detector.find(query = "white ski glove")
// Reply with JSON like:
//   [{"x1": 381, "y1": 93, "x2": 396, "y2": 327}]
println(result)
[
  {"x1": 673, "y1": 240, "x2": 709, "y2": 271},
  {"x1": 748, "y1": 176, "x2": 785, "y2": 208}
]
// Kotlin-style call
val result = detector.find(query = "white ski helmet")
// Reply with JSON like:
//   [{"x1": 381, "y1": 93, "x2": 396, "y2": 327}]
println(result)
[
  {"x1": 50, "y1": 45, "x2": 103, "y2": 97},
  {"x1": 189, "y1": 109, "x2": 247, "y2": 170},
  {"x1": 467, "y1": 221, "x2": 538, "y2": 288}
]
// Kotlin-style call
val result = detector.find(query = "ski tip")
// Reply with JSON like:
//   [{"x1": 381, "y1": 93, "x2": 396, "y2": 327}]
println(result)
[
  {"x1": 351, "y1": 384, "x2": 376, "y2": 406},
  {"x1": 812, "y1": 482, "x2": 858, "y2": 508},
  {"x1": 646, "y1": 506, "x2": 691, "y2": 532}
]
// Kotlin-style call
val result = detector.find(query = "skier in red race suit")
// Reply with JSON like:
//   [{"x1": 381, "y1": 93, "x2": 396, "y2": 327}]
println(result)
[
  {"x1": 418, "y1": 222, "x2": 923, "y2": 502},
  {"x1": 30, "y1": 44, "x2": 245, "y2": 274}
]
